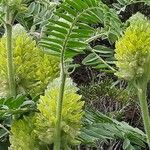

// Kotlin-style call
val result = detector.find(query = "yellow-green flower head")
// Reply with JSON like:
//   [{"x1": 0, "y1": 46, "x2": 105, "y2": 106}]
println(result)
[
  {"x1": 9, "y1": 116, "x2": 40, "y2": 150},
  {"x1": 115, "y1": 13, "x2": 150, "y2": 81},
  {"x1": 35, "y1": 78, "x2": 84, "y2": 148},
  {"x1": 0, "y1": 24, "x2": 59, "y2": 97}
]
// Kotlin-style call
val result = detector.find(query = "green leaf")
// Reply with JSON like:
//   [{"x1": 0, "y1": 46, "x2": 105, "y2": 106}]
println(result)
[
  {"x1": 47, "y1": 25, "x2": 68, "y2": 34},
  {"x1": 55, "y1": 12, "x2": 74, "y2": 22},
  {"x1": 39, "y1": 0, "x2": 104, "y2": 60},
  {"x1": 93, "y1": 45, "x2": 114, "y2": 54},
  {"x1": 28, "y1": 2, "x2": 35, "y2": 14},
  {"x1": 123, "y1": 139, "x2": 131, "y2": 150},
  {"x1": 65, "y1": 0, "x2": 83, "y2": 12},
  {"x1": 49, "y1": 20, "x2": 70, "y2": 29},
  {"x1": 82, "y1": 46, "x2": 115, "y2": 72},
  {"x1": 67, "y1": 41, "x2": 87, "y2": 48},
  {"x1": 60, "y1": 4, "x2": 77, "y2": 16},
  {"x1": 80, "y1": 110, "x2": 147, "y2": 149}
]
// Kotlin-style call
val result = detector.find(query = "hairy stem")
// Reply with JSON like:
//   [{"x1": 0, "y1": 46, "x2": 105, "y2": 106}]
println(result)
[
  {"x1": 53, "y1": 6, "x2": 103, "y2": 149},
  {"x1": 137, "y1": 85, "x2": 150, "y2": 148},
  {"x1": 54, "y1": 51, "x2": 66, "y2": 150},
  {"x1": 5, "y1": 6, "x2": 16, "y2": 97}
]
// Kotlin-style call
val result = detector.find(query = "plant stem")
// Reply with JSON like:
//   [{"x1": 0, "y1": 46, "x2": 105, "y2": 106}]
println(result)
[
  {"x1": 54, "y1": 51, "x2": 66, "y2": 150},
  {"x1": 54, "y1": 73, "x2": 66, "y2": 150},
  {"x1": 5, "y1": 6, "x2": 16, "y2": 97},
  {"x1": 137, "y1": 85, "x2": 150, "y2": 148}
]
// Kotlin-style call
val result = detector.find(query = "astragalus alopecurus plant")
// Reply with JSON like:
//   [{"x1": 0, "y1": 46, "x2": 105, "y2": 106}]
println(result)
[
  {"x1": 39, "y1": 0, "x2": 108, "y2": 149},
  {"x1": 115, "y1": 12, "x2": 150, "y2": 148}
]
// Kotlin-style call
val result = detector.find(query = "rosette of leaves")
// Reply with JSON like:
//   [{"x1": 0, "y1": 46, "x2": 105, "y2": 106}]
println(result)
[
  {"x1": 0, "y1": 24, "x2": 59, "y2": 97},
  {"x1": 34, "y1": 78, "x2": 84, "y2": 149}
]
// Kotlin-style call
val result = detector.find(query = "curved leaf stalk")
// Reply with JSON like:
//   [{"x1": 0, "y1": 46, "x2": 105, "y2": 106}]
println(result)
[
  {"x1": 53, "y1": 7, "x2": 88, "y2": 147},
  {"x1": 53, "y1": 7, "x2": 84, "y2": 148},
  {"x1": 53, "y1": 23, "x2": 69, "y2": 150},
  {"x1": 40, "y1": 1, "x2": 109, "y2": 149},
  {"x1": 137, "y1": 84, "x2": 150, "y2": 148},
  {"x1": 5, "y1": 6, "x2": 16, "y2": 97},
  {"x1": 53, "y1": 5, "x2": 88, "y2": 148}
]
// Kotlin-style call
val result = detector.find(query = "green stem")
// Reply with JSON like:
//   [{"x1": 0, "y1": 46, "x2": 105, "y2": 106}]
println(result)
[
  {"x1": 53, "y1": 7, "x2": 105, "y2": 149},
  {"x1": 137, "y1": 85, "x2": 150, "y2": 148},
  {"x1": 54, "y1": 73, "x2": 66, "y2": 150},
  {"x1": 5, "y1": 6, "x2": 16, "y2": 97},
  {"x1": 54, "y1": 51, "x2": 66, "y2": 150}
]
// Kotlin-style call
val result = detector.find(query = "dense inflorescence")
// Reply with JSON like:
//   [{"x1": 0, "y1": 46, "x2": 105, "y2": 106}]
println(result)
[
  {"x1": 0, "y1": 24, "x2": 59, "y2": 97},
  {"x1": 9, "y1": 115, "x2": 40, "y2": 150},
  {"x1": 115, "y1": 13, "x2": 150, "y2": 81},
  {"x1": 36, "y1": 78, "x2": 84, "y2": 149},
  {"x1": 9, "y1": 78, "x2": 84, "y2": 149}
]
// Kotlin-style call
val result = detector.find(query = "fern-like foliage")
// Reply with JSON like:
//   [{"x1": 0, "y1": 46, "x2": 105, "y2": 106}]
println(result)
[
  {"x1": 40, "y1": 0, "x2": 94, "y2": 57},
  {"x1": 82, "y1": 45, "x2": 116, "y2": 72},
  {"x1": 79, "y1": 110, "x2": 147, "y2": 150},
  {"x1": 17, "y1": 0, "x2": 58, "y2": 33},
  {"x1": 82, "y1": 1, "x2": 150, "y2": 72},
  {"x1": 40, "y1": 0, "x2": 117, "y2": 58}
]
